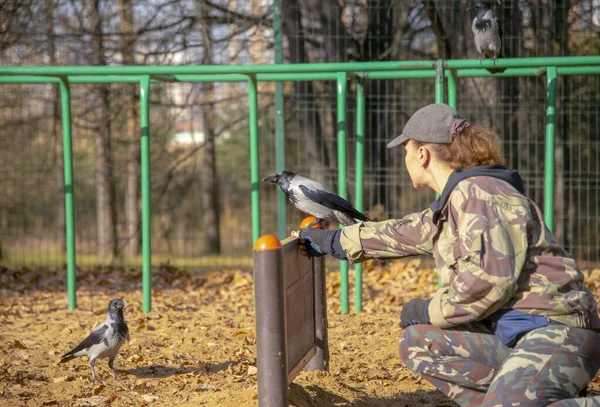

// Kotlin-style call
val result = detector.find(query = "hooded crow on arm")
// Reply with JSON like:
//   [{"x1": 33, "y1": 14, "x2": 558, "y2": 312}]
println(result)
[{"x1": 262, "y1": 170, "x2": 371, "y2": 229}]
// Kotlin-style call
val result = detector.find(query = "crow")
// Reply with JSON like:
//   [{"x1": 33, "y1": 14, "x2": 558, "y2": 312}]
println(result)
[
  {"x1": 467, "y1": 2, "x2": 506, "y2": 74},
  {"x1": 262, "y1": 170, "x2": 371, "y2": 228},
  {"x1": 60, "y1": 299, "x2": 130, "y2": 381}
]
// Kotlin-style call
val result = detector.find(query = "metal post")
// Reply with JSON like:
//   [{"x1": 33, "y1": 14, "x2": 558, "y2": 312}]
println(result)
[
  {"x1": 435, "y1": 62, "x2": 445, "y2": 289},
  {"x1": 254, "y1": 235, "x2": 287, "y2": 407},
  {"x1": 336, "y1": 72, "x2": 349, "y2": 315},
  {"x1": 354, "y1": 78, "x2": 365, "y2": 312},
  {"x1": 435, "y1": 59, "x2": 445, "y2": 104},
  {"x1": 248, "y1": 75, "x2": 261, "y2": 244},
  {"x1": 140, "y1": 75, "x2": 152, "y2": 313},
  {"x1": 447, "y1": 70, "x2": 457, "y2": 109},
  {"x1": 273, "y1": 0, "x2": 287, "y2": 240},
  {"x1": 59, "y1": 77, "x2": 77, "y2": 310},
  {"x1": 544, "y1": 67, "x2": 557, "y2": 232}
]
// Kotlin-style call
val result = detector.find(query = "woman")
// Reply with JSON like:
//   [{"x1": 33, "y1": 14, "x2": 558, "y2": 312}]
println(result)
[{"x1": 298, "y1": 103, "x2": 600, "y2": 406}]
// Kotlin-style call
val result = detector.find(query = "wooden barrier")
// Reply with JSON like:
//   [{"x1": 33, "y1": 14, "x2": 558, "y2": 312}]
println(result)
[{"x1": 254, "y1": 218, "x2": 328, "y2": 407}]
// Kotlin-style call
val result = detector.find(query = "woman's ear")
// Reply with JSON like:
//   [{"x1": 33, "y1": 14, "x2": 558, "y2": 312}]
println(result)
[{"x1": 418, "y1": 146, "x2": 431, "y2": 168}]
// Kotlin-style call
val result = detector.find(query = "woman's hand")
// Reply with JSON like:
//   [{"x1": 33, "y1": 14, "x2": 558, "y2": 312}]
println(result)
[{"x1": 292, "y1": 228, "x2": 327, "y2": 257}]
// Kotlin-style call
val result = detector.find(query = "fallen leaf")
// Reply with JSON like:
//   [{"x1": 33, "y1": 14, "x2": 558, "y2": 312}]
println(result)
[{"x1": 141, "y1": 394, "x2": 158, "y2": 403}]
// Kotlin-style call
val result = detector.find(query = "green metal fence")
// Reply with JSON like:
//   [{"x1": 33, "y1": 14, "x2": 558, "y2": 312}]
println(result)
[{"x1": 1, "y1": 56, "x2": 599, "y2": 312}]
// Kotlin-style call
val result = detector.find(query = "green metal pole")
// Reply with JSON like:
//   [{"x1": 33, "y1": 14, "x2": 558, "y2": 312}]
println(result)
[
  {"x1": 336, "y1": 73, "x2": 349, "y2": 315},
  {"x1": 273, "y1": 0, "x2": 286, "y2": 239},
  {"x1": 435, "y1": 61, "x2": 445, "y2": 288},
  {"x1": 59, "y1": 77, "x2": 77, "y2": 310},
  {"x1": 447, "y1": 70, "x2": 457, "y2": 109},
  {"x1": 140, "y1": 75, "x2": 152, "y2": 313},
  {"x1": 248, "y1": 75, "x2": 261, "y2": 244},
  {"x1": 354, "y1": 78, "x2": 365, "y2": 313},
  {"x1": 544, "y1": 67, "x2": 557, "y2": 232},
  {"x1": 435, "y1": 59, "x2": 445, "y2": 104}
]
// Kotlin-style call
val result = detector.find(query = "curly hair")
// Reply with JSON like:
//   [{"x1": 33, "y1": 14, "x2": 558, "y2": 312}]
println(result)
[{"x1": 412, "y1": 125, "x2": 505, "y2": 169}]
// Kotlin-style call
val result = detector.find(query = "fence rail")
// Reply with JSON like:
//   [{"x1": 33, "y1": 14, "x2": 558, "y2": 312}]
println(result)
[{"x1": 1, "y1": 55, "x2": 599, "y2": 312}]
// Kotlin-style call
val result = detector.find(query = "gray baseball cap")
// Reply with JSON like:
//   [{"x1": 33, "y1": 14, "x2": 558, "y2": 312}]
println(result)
[{"x1": 387, "y1": 103, "x2": 468, "y2": 148}]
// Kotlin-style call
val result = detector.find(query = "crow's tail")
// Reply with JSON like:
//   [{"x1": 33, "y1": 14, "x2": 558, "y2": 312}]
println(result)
[{"x1": 59, "y1": 352, "x2": 76, "y2": 363}]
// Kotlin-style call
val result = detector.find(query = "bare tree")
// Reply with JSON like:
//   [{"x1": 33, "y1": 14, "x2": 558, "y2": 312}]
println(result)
[
  {"x1": 117, "y1": 0, "x2": 140, "y2": 258},
  {"x1": 282, "y1": 0, "x2": 329, "y2": 182},
  {"x1": 89, "y1": 0, "x2": 118, "y2": 262},
  {"x1": 198, "y1": 1, "x2": 221, "y2": 254}
]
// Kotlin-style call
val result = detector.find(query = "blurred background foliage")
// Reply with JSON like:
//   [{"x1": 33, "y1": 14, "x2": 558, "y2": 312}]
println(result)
[{"x1": 0, "y1": 0, "x2": 598, "y2": 269}]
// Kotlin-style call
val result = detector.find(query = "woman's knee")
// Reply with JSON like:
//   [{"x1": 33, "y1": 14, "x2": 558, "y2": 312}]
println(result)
[{"x1": 399, "y1": 324, "x2": 431, "y2": 364}]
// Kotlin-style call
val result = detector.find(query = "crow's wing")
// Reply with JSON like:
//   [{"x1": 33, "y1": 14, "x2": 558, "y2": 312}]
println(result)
[
  {"x1": 63, "y1": 324, "x2": 109, "y2": 357},
  {"x1": 474, "y1": 18, "x2": 492, "y2": 33},
  {"x1": 299, "y1": 185, "x2": 371, "y2": 222}
]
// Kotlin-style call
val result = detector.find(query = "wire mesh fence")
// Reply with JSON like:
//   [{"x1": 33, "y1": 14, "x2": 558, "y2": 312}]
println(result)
[{"x1": 0, "y1": 0, "x2": 599, "y2": 270}]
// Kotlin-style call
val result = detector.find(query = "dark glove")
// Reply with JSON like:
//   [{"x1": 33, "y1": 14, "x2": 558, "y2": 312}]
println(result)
[
  {"x1": 400, "y1": 298, "x2": 431, "y2": 329},
  {"x1": 299, "y1": 228, "x2": 327, "y2": 257},
  {"x1": 298, "y1": 228, "x2": 348, "y2": 260}
]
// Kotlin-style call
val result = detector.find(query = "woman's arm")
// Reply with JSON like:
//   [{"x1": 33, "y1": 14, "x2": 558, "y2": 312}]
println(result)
[{"x1": 340, "y1": 208, "x2": 437, "y2": 263}]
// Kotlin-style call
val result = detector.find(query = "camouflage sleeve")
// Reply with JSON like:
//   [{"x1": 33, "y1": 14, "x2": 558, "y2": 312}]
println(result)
[
  {"x1": 428, "y1": 194, "x2": 529, "y2": 328},
  {"x1": 339, "y1": 208, "x2": 436, "y2": 263}
]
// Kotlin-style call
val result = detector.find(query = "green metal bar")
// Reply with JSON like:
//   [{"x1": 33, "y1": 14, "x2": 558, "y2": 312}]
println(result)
[
  {"x1": 0, "y1": 61, "x2": 436, "y2": 76},
  {"x1": 58, "y1": 77, "x2": 77, "y2": 310},
  {"x1": 447, "y1": 70, "x2": 457, "y2": 109},
  {"x1": 364, "y1": 71, "x2": 436, "y2": 80},
  {"x1": 544, "y1": 67, "x2": 557, "y2": 232},
  {"x1": 435, "y1": 59, "x2": 445, "y2": 103},
  {"x1": 451, "y1": 68, "x2": 546, "y2": 78},
  {"x1": 445, "y1": 56, "x2": 600, "y2": 69},
  {"x1": 556, "y1": 66, "x2": 600, "y2": 75},
  {"x1": 248, "y1": 75, "x2": 261, "y2": 244},
  {"x1": 2, "y1": 66, "x2": 597, "y2": 86},
  {"x1": 354, "y1": 78, "x2": 365, "y2": 313},
  {"x1": 336, "y1": 73, "x2": 349, "y2": 315},
  {"x1": 273, "y1": 0, "x2": 286, "y2": 239},
  {"x1": 140, "y1": 75, "x2": 152, "y2": 313},
  {"x1": 435, "y1": 63, "x2": 445, "y2": 288},
  {"x1": 2, "y1": 56, "x2": 599, "y2": 77}
]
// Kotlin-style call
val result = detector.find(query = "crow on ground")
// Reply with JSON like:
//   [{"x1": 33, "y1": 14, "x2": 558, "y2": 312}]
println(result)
[{"x1": 60, "y1": 299, "x2": 130, "y2": 381}]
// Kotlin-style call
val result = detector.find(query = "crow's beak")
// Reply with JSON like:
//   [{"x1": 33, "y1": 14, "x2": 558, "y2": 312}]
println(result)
[
  {"x1": 262, "y1": 174, "x2": 279, "y2": 183},
  {"x1": 466, "y1": 5, "x2": 473, "y2": 11}
]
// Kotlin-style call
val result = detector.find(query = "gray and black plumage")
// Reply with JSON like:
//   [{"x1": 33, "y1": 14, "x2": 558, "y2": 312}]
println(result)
[
  {"x1": 262, "y1": 170, "x2": 371, "y2": 228},
  {"x1": 467, "y1": 2, "x2": 506, "y2": 74},
  {"x1": 60, "y1": 299, "x2": 130, "y2": 381}
]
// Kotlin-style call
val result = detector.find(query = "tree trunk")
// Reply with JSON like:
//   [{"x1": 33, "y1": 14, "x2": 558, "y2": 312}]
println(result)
[
  {"x1": 553, "y1": 0, "x2": 571, "y2": 247},
  {"x1": 500, "y1": 1, "x2": 522, "y2": 171},
  {"x1": 282, "y1": 0, "x2": 328, "y2": 183},
  {"x1": 46, "y1": 0, "x2": 66, "y2": 252},
  {"x1": 90, "y1": 0, "x2": 118, "y2": 262},
  {"x1": 362, "y1": 0, "x2": 394, "y2": 208},
  {"x1": 118, "y1": 0, "x2": 140, "y2": 258},
  {"x1": 199, "y1": 3, "x2": 221, "y2": 254}
]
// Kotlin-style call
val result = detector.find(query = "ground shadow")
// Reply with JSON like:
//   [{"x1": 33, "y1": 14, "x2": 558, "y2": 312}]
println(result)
[
  {"x1": 289, "y1": 383, "x2": 459, "y2": 407},
  {"x1": 123, "y1": 360, "x2": 239, "y2": 379}
]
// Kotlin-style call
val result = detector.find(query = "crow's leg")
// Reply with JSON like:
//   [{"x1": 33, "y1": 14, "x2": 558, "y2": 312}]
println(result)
[
  {"x1": 108, "y1": 357, "x2": 118, "y2": 381},
  {"x1": 90, "y1": 358, "x2": 98, "y2": 382},
  {"x1": 302, "y1": 218, "x2": 324, "y2": 230}
]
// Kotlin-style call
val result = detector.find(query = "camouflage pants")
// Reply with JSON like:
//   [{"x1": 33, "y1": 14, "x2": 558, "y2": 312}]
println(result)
[{"x1": 400, "y1": 322, "x2": 600, "y2": 406}]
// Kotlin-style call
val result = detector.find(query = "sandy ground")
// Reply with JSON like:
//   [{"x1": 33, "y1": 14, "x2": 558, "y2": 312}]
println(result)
[{"x1": 1, "y1": 260, "x2": 600, "y2": 407}]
